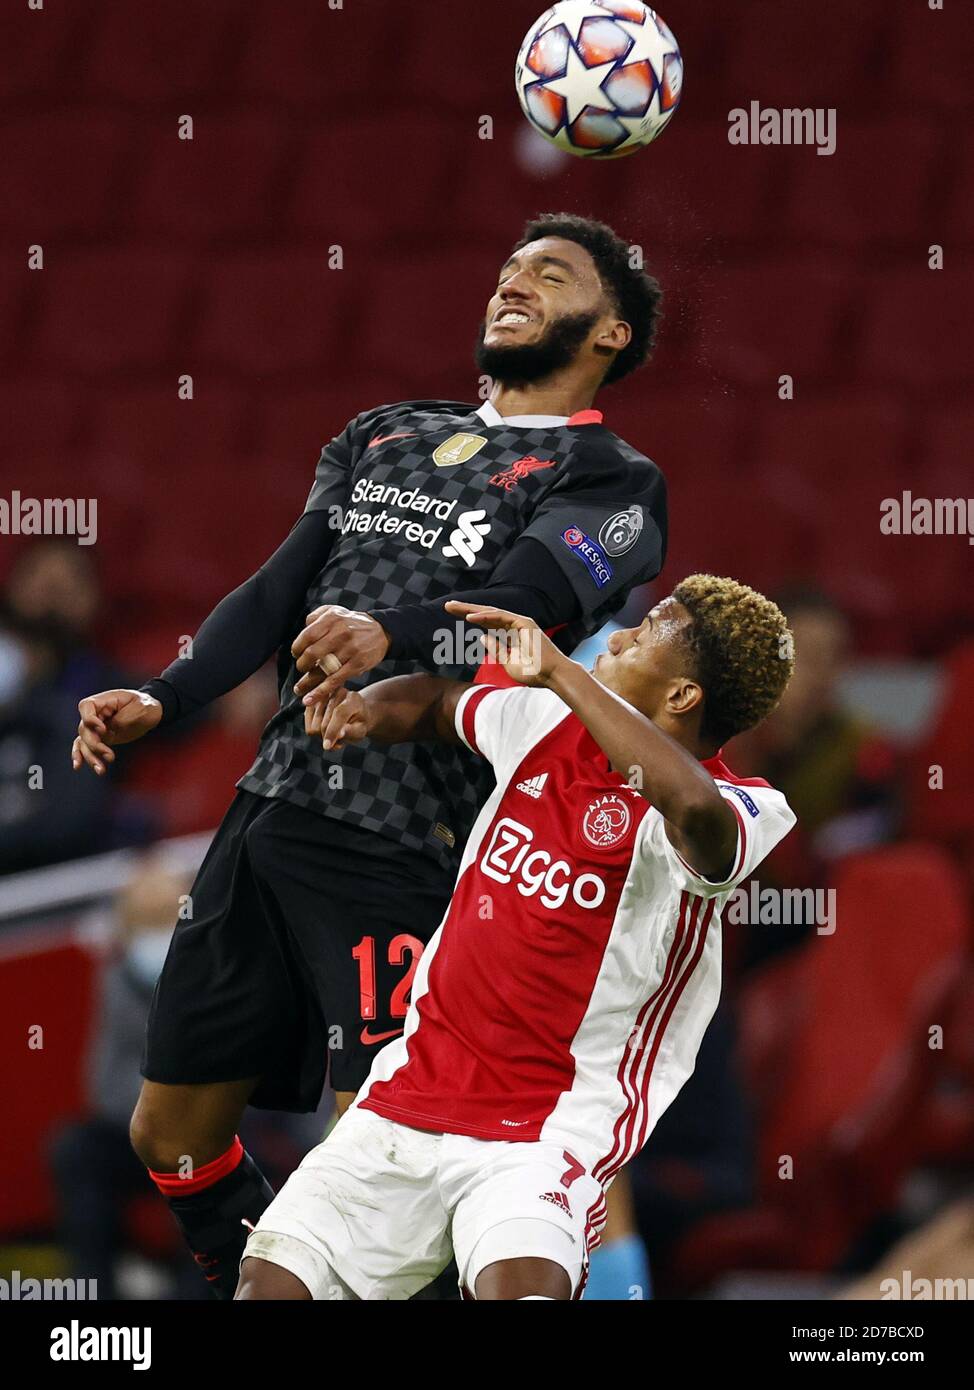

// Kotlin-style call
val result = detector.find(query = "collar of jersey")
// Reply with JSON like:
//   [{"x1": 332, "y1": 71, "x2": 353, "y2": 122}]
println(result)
[{"x1": 476, "y1": 401, "x2": 603, "y2": 429}]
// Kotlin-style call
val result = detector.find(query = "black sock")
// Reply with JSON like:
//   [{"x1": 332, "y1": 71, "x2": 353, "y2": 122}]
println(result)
[{"x1": 151, "y1": 1144, "x2": 275, "y2": 1299}]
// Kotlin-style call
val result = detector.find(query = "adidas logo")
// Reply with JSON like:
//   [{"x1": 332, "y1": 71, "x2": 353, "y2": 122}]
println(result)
[
  {"x1": 516, "y1": 773, "x2": 548, "y2": 800},
  {"x1": 540, "y1": 1191, "x2": 572, "y2": 1215}
]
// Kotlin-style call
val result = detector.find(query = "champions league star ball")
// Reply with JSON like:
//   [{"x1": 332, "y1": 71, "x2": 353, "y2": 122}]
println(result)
[{"x1": 515, "y1": 1, "x2": 683, "y2": 159}]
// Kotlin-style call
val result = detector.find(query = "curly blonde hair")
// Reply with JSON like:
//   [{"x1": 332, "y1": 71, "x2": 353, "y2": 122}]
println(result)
[{"x1": 671, "y1": 574, "x2": 795, "y2": 746}]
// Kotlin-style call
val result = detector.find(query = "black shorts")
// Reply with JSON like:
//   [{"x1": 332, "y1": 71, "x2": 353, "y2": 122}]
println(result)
[{"x1": 142, "y1": 791, "x2": 453, "y2": 1110}]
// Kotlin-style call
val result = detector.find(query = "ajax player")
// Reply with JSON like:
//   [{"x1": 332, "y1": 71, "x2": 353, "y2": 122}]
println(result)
[
  {"x1": 71, "y1": 214, "x2": 668, "y2": 1296},
  {"x1": 236, "y1": 575, "x2": 798, "y2": 1300}
]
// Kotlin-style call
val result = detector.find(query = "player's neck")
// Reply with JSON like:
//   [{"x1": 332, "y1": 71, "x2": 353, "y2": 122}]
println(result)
[
  {"x1": 487, "y1": 380, "x2": 596, "y2": 420},
  {"x1": 655, "y1": 710, "x2": 715, "y2": 764}
]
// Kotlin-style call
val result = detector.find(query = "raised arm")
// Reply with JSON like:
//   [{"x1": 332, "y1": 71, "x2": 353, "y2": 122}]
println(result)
[
  {"x1": 448, "y1": 602, "x2": 737, "y2": 881},
  {"x1": 546, "y1": 659, "x2": 737, "y2": 879},
  {"x1": 72, "y1": 412, "x2": 363, "y2": 775}
]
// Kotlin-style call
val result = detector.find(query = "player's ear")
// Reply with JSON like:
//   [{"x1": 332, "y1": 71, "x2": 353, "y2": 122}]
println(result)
[
  {"x1": 594, "y1": 317, "x2": 631, "y2": 355},
  {"x1": 667, "y1": 677, "x2": 704, "y2": 719}
]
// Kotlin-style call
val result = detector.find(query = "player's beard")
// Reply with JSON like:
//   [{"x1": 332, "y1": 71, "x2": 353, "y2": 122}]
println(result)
[{"x1": 474, "y1": 309, "x2": 601, "y2": 386}]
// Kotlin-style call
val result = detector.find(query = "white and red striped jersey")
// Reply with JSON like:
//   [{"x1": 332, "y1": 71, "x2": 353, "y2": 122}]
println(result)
[{"x1": 358, "y1": 681, "x2": 796, "y2": 1195}]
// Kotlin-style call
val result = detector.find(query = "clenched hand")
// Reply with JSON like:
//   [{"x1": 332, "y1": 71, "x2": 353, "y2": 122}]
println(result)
[{"x1": 291, "y1": 605, "x2": 390, "y2": 706}]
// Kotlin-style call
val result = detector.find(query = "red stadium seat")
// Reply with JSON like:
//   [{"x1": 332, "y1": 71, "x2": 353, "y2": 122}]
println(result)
[
  {"x1": 0, "y1": 377, "x2": 87, "y2": 456},
  {"x1": 236, "y1": 0, "x2": 409, "y2": 106},
  {"x1": 3, "y1": 454, "x2": 146, "y2": 584},
  {"x1": 287, "y1": 115, "x2": 460, "y2": 246},
  {"x1": 596, "y1": 388, "x2": 745, "y2": 484},
  {"x1": 89, "y1": 382, "x2": 250, "y2": 473},
  {"x1": 905, "y1": 639, "x2": 974, "y2": 850},
  {"x1": 917, "y1": 403, "x2": 974, "y2": 631},
  {"x1": 702, "y1": 260, "x2": 851, "y2": 390},
  {"x1": 0, "y1": 112, "x2": 130, "y2": 238},
  {"x1": 672, "y1": 843, "x2": 970, "y2": 1285},
  {"x1": 133, "y1": 464, "x2": 302, "y2": 604},
  {"x1": 30, "y1": 249, "x2": 198, "y2": 375},
  {"x1": 0, "y1": 939, "x2": 97, "y2": 1234},
  {"x1": 130, "y1": 114, "x2": 289, "y2": 240},
  {"x1": 399, "y1": 4, "x2": 528, "y2": 112},
  {"x1": 613, "y1": 120, "x2": 779, "y2": 249},
  {"x1": 858, "y1": 265, "x2": 970, "y2": 390},
  {"x1": 353, "y1": 251, "x2": 497, "y2": 386},
  {"x1": 257, "y1": 379, "x2": 419, "y2": 466},
  {"x1": 194, "y1": 252, "x2": 360, "y2": 377},
  {"x1": 726, "y1": 0, "x2": 893, "y2": 110},
  {"x1": 946, "y1": 133, "x2": 974, "y2": 242},
  {"x1": 0, "y1": 258, "x2": 40, "y2": 367},
  {"x1": 257, "y1": 387, "x2": 354, "y2": 471},
  {"x1": 785, "y1": 119, "x2": 942, "y2": 249},
  {"x1": 921, "y1": 401, "x2": 974, "y2": 478},
  {"x1": 605, "y1": 389, "x2": 806, "y2": 594},
  {"x1": 0, "y1": 1, "x2": 84, "y2": 101},
  {"x1": 84, "y1": 0, "x2": 240, "y2": 102},
  {"x1": 748, "y1": 394, "x2": 914, "y2": 638},
  {"x1": 443, "y1": 119, "x2": 597, "y2": 250},
  {"x1": 890, "y1": 3, "x2": 974, "y2": 113},
  {"x1": 757, "y1": 845, "x2": 968, "y2": 1173}
]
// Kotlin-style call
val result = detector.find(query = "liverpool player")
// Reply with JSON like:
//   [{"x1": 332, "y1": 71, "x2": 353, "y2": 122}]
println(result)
[
  {"x1": 70, "y1": 214, "x2": 668, "y2": 1295},
  {"x1": 236, "y1": 577, "x2": 797, "y2": 1300}
]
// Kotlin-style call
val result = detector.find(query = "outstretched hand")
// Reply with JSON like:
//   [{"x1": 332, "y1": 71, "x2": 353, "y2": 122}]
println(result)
[
  {"x1": 444, "y1": 602, "x2": 567, "y2": 688},
  {"x1": 72, "y1": 689, "x2": 163, "y2": 775}
]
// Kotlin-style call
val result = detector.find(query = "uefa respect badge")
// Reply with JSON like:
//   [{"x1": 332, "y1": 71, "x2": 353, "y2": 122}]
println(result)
[{"x1": 561, "y1": 526, "x2": 613, "y2": 588}]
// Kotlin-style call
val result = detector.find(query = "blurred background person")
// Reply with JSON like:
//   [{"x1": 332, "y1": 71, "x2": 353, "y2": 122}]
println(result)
[
  {"x1": 0, "y1": 611, "x2": 113, "y2": 873},
  {"x1": 729, "y1": 585, "x2": 901, "y2": 975},
  {"x1": 46, "y1": 854, "x2": 334, "y2": 1299},
  {"x1": 2, "y1": 540, "x2": 133, "y2": 707},
  {"x1": 47, "y1": 858, "x2": 191, "y2": 1300}
]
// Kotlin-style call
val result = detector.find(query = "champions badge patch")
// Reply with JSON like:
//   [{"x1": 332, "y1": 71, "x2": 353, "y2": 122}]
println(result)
[
  {"x1": 432, "y1": 433, "x2": 488, "y2": 467},
  {"x1": 599, "y1": 506, "x2": 643, "y2": 556}
]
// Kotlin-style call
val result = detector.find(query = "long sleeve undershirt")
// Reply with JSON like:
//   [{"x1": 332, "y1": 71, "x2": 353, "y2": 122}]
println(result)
[{"x1": 142, "y1": 522, "x2": 580, "y2": 726}]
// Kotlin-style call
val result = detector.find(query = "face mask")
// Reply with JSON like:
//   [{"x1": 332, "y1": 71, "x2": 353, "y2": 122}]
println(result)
[
  {"x1": 126, "y1": 929, "x2": 172, "y2": 987},
  {"x1": 0, "y1": 633, "x2": 28, "y2": 708}
]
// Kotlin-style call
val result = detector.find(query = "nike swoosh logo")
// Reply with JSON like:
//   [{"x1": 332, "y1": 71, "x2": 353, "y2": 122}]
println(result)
[
  {"x1": 360, "y1": 1026, "x2": 404, "y2": 1046},
  {"x1": 368, "y1": 432, "x2": 415, "y2": 449}
]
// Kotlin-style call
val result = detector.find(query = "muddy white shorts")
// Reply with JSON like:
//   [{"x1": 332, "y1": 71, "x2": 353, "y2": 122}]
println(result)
[{"x1": 243, "y1": 1105, "x2": 604, "y2": 1300}]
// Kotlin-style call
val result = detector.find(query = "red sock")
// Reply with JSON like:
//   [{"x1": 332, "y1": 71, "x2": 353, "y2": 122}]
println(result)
[{"x1": 148, "y1": 1135, "x2": 244, "y2": 1197}]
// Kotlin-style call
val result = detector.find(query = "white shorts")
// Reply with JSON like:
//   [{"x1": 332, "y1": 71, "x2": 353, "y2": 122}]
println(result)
[{"x1": 243, "y1": 1106, "x2": 604, "y2": 1300}]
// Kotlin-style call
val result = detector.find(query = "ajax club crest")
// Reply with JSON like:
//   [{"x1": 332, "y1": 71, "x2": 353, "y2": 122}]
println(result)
[{"x1": 581, "y1": 793, "x2": 632, "y2": 849}]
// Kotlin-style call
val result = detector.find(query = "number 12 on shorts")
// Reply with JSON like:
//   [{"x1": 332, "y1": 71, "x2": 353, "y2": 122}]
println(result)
[{"x1": 351, "y1": 934, "x2": 424, "y2": 1022}]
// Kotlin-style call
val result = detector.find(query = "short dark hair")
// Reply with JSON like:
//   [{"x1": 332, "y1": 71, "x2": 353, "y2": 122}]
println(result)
[
  {"x1": 512, "y1": 212, "x2": 662, "y2": 385},
  {"x1": 672, "y1": 574, "x2": 795, "y2": 747}
]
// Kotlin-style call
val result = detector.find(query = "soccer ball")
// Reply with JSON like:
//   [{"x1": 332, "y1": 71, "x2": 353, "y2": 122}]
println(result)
[{"x1": 515, "y1": 1, "x2": 683, "y2": 159}]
